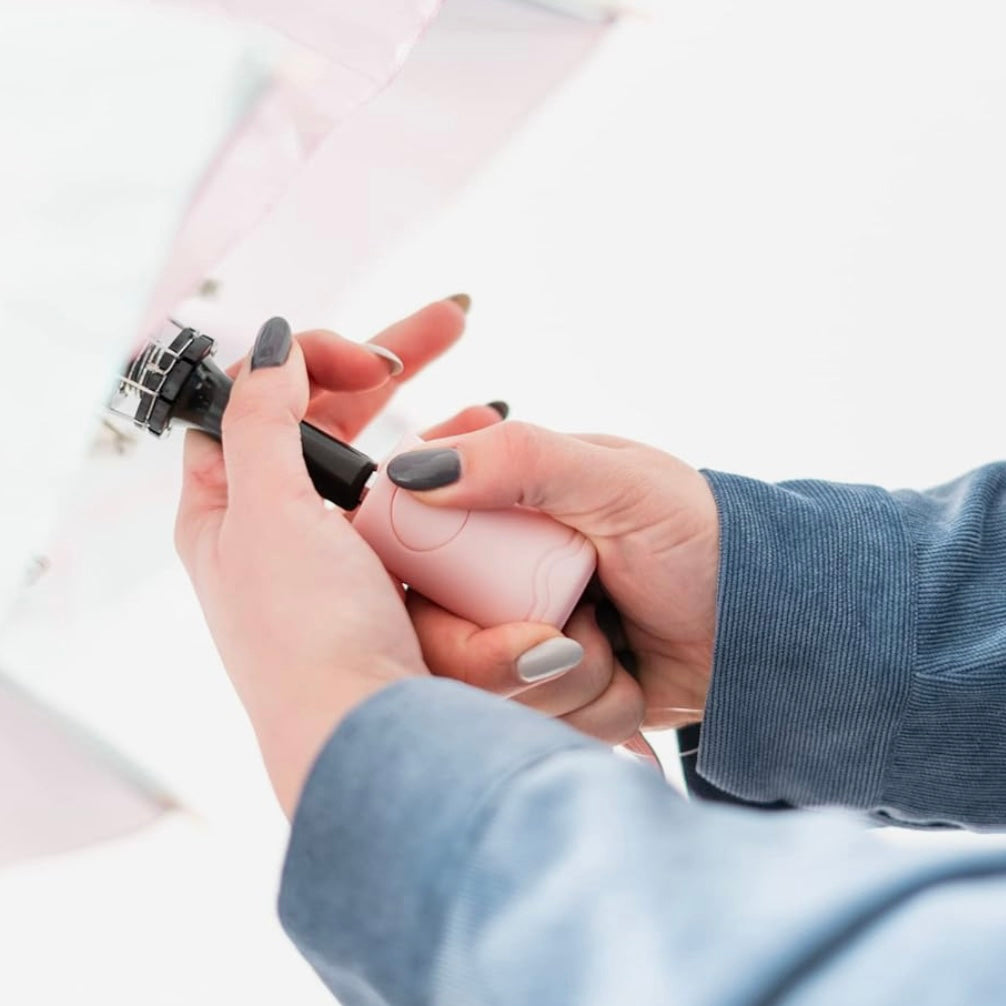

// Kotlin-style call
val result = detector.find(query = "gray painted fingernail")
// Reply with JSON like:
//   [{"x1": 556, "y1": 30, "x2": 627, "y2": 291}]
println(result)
[
  {"x1": 487, "y1": 400, "x2": 509, "y2": 419},
  {"x1": 364, "y1": 343, "x2": 404, "y2": 376},
  {"x1": 251, "y1": 316, "x2": 291, "y2": 370},
  {"x1": 516, "y1": 638, "x2": 584, "y2": 683},
  {"x1": 387, "y1": 448, "x2": 461, "y2": 490}
]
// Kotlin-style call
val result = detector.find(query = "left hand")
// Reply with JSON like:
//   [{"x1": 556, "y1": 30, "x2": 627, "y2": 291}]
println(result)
[
  {"x1": 174, "y1": 301, "x2": 503, "y2": 816},
  {"x1": 398, "y1": 423, "x2": 718, "y2": 746}
]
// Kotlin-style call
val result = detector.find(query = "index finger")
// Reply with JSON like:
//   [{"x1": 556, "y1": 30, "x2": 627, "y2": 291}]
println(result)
[
  {"x1": 298, "y1": 329, "x2": 402, "y2": 394},
  {"x1": 307, "y1": 298, "x2": 469, "y2": 441}
]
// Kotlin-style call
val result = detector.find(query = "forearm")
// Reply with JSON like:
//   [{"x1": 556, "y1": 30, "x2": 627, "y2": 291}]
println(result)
[
  {"x1": 698, "y1": 463, "x2": 1006, "y2": 828},
  {"x1": 279, "y1": 679, "x2": 1006, "y2": 1005}
]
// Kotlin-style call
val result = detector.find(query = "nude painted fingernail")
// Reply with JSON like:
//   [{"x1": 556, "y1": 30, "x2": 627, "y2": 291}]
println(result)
[
  {"x1": 364, "y1": 343, "x2": 404, "y2": 376},
  {"x1": 516, "y1": 638, "x2": 584, "y2": 683},
  {"x1": 447, "y1": 293, "x2": 472, "y2": 314}
]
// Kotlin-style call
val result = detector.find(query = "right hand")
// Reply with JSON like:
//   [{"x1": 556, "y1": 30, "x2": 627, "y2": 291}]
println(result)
[{"x1": 389, "y1": 423, "x2": 720, "y2": 744}]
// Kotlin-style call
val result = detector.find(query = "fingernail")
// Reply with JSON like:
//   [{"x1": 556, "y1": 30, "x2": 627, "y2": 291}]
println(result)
[
  {"x1": 251, "y1": 316, "x2": 292, "y2": 370},
  {"x1": 364, "y1": 343, "x2": 404, "y2": 377},
  {"x1": 447, "y1": 293, "x2": 472, "y2": 314},
  {"x1": 517, "y1": 637, "x2": 584, "y2": 683},
  {"x1": 487, "y1": 400, "x2": 509, "y2": 419},
  {"x1": 387, "y1": 448, "x2": 461, "y2": 490}
]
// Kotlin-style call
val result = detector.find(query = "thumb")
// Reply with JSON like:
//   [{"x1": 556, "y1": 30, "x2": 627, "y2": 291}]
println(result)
[
  {"x1": 385, "y1": 421, "x2": 632, "y2": 528},
  {"x1": 221, "y1": 317, "x2": 314, "y2": 516},
  {"x1": 407, "y1": 590, "x2": 581, "y2": 698}
]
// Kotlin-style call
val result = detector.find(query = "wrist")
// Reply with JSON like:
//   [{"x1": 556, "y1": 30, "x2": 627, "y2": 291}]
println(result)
[{"x1": 251, "y1": 660, "x2": 426, "y2": 817}]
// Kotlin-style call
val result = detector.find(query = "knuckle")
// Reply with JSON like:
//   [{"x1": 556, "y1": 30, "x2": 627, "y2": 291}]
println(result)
[
  {"x1": 220, "y1": 394, "x2": 265, "y2": 436},
  {"x1": 557, "y1": 634, "x2": 612, "y2": 706},
  {"x1": 486, "y1": 632, "x2": 531, "y2": 684},
  {"x1": 579, "y1": 647, "x2": 615, "y2": 702},
  {"x1": 411, "y1": 608, "x2": 478, "y2": 684},
  {"x1": 590, "y1": 678, "x2": 645, "y2": 746},
  {"x1": 185, "y1": 450, "x2": 226, "y2": 495},
  {"x1": 499, "y1": 420, "x2": 537, "y2": 459},
  {"x1": 498, "y1": 421, "x2": 544, "y2": 507},
  {"x1": 466, "y1": 632, "x2": 517, "y2": 692}
]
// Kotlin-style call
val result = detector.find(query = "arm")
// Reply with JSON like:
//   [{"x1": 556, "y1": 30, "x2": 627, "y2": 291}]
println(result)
[
  {"x1": 280, "y1": 678, "x2": 1006, "y2": 1006},
  {"x1": 389, "y1": 422, "x2": 1006, "y2": 828},
  {"x1": 170, "y1": 336, "x2": 1006, "y2": 1002},
  {"x1": 699, "y1": 463, "x2": 1006, "y2": 828}
]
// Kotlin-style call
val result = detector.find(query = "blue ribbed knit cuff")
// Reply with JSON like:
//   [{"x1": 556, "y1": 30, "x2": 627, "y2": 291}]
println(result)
[
  {"x1": 697, "y1": 471, "x2": 916, "y2": 809},
  {"x1": 278, "y1": 678, "x2": 596, "y2": 1006},
  {"x1": 879, "y1": 465, "x2": 1006, "y2": 828}
]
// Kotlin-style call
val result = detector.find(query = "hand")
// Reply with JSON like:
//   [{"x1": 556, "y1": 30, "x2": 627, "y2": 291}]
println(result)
[
  {"x1": 174, "y1": 299, "x2": 504, "y2": 815},
  {"x1": 389, "y1": 423, "x2": 719, "y2": 745}
]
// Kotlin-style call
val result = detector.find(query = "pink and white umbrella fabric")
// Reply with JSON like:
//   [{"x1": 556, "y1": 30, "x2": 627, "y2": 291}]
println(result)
[{"x1": 143, "y1": 0, "x2": 444, "y2": 334}]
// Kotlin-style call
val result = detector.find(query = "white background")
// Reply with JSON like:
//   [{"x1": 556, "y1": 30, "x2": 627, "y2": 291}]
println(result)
[{"x1": 2, "y1": 1, "x2": 1006, "y2": 1003}]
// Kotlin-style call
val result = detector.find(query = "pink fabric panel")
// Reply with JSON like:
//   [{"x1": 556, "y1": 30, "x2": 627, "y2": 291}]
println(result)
[
  {"x1": 0, "y1": 681, "x2": 168, "y2": 866},
  {"x1": 164, "y1": 1, "x2": 609, "y2": 359},
  {"x1": 141, "y1": 0, "x2": 443, "y2": 336},
  {"x1": 168, "y1": 0, "x2": 441, "y2": 73}
]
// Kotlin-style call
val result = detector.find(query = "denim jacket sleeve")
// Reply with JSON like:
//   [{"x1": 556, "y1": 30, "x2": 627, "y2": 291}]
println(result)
[
  {"x1": 278, "y1": 678, "x2": 1006, "y2": 1006},
  {"x1": 698, "y1": 463, "x2": 1006, "y2": 828}
]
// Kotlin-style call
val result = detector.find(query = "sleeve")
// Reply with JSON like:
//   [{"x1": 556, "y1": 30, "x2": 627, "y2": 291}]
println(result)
[
  {"x1": 697, "y1": 463, "x2": 1006, "y2": 829},
  {"x1": 278, "y1": 678, "x2": 1006, "y2": 1006}
]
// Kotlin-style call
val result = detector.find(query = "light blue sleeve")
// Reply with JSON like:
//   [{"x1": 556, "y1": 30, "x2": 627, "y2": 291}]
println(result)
[
  {"x1": 698, "y1": 463, "x2": 1006, "y2": 827},
  {"x1": 278, "y1": 680, "x2": 1006, "y2": 1006},
  {"x1": 278, "y1": 462, "x2": 1006, "y2": 1004}
]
